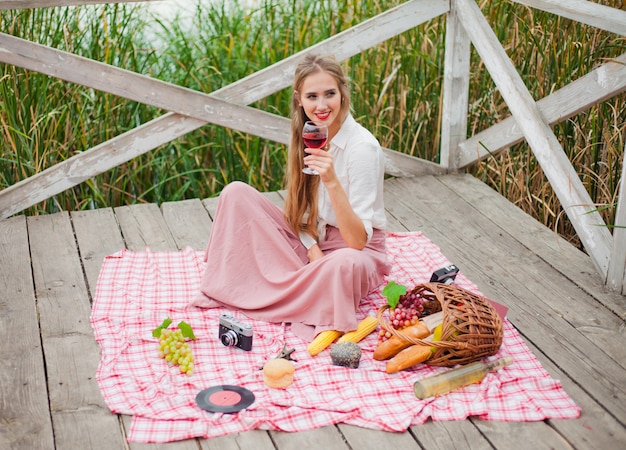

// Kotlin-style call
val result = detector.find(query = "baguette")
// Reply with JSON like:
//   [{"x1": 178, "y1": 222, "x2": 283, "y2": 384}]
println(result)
[
  {"x1": 373, "y1": 321, "x2": 430, "y2": 360},
  {"x1": 385, "y1": 344, "x2": 432, "y2": 374}
]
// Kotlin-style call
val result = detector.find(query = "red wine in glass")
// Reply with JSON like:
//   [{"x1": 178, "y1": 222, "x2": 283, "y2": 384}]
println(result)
[
  {"x1": 303, "y1": 132, "x2": 327, "y2": 149},
  {"x1": 302, "y1": 121, "x2": 328, "y2": 175}
]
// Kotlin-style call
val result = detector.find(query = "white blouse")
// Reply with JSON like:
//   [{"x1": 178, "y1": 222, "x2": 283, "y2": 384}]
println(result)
[{"x1": 316, "y1": 114, "x2": 386, "y2": 243}]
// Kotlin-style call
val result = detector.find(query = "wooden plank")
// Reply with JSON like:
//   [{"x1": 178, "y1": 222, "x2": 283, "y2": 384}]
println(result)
[
  {"x1": 70, "y1": 208, "x2": 131, "y2": 447},
  {"x1": 270, "y1": 427, "x2": 350, "y2": 450},
  {"x1": 458, "y1": 52, "x2": 626, "y2": 167},
  {"x1": 384, "y1": 177, "x2": 626, "y2": 424},
  {"x1": 512, "y1": 0, "x2": 626, "y2": 36},
  {"x1": 456, "y1": 0, "x2": 612, "y2": 280},
  {"x1": 0, "y1": 0, "x2": 448, "y2": 218},
  {"x1": 120, "y1": 416, "x2": 199, "y2": 450},
  {"x1": 440, "y1": 0, "x2": 471, "y2": 171},
  {"x1": 197, "y1": 430, "x2": 276, "y2": 450},
  {"x1": 520, "y1": 338, "x2": 626, "y2": 450},
  {"x1": 160, "y1": 198, "x2": 213, "y2": 251},
  {"x1": 411, "y1": 419, "x2": 493, "y2": 449},
  {"x1": 338, "y1": 424, "x2": 421, "y2": 449},
  {"x1": 27, "y1": 212, "x2": 126, "y2": 449},
  {"x1": 383, "y1": 148, "x2": 447, "y2": 178},
  {"x1": 114, "y1": 203, "x2": 179, "y2": 251},
  {"x1": 0, "y1": 216, "x2": 55, "y2": 450},
  {"x1": 201, "y1": 197, "x2": 220, "y2": 218},
  {"x1": 470, "y1": 421, "x2": 573, "y2": 449},
  {"x1": 437, "y1": 173, "x2": 626, "y2": 317},
  {"x1": 606, "y1": 142, "x2": 626, "y2": 294},
  {"x1": 385, "y1": 209, "x2": 410, "y2": 233},
  {"x1": 261, "y1": 190, "x2": 285, "y2": 208},
  {"x1": 71, "y1": 208, "x2": 126, "y2": 293}
]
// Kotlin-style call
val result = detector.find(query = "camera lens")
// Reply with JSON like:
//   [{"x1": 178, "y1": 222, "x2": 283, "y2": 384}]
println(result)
[{"x1": 220, "y1": 330, "x2": 239, "y2": 347}]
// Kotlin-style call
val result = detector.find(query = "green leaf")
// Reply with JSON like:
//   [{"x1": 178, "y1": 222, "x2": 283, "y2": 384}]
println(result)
[
  {"x1": 178, "y1": 321, "x2": 197, "y2": 340},
  {"x1": 382, "y1": 281, "x2": 407, "y2": 309},
  {"x1": 152, "y1": 317, "x2": 173, "y2": 338}
]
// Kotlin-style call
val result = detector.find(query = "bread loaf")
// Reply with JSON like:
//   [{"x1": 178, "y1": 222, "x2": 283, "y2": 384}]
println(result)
[{"x1": 263, "y1": 358, "x2": 295, "y2": 388}]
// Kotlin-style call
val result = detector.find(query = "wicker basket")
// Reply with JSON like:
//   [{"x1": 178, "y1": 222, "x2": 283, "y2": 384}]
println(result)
[{"x1": 377, "y1": 283, "x2": 503, "y2": 367}]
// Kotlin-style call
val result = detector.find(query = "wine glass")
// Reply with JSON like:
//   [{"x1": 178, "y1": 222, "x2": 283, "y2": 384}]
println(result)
[{"x1": 302, "y1": 121, "x2": 328, "y2": 175}]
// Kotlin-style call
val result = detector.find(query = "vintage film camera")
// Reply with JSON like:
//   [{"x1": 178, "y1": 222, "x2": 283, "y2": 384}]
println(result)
[
  {"x1": 218, "y1": 314, "x2": 254, "y2": 351},
  {"x1": 430, "y1": 264, "x2": 460, "y2": 284}
]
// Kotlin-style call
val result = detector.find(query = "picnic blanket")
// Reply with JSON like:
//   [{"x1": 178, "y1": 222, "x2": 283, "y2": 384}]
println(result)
[{"x1": 91, "y1": 231, "x2": 580, "y2": 443}]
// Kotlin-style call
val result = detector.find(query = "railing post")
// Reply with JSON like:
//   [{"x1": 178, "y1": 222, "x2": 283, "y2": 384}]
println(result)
[
  {"x1": 606, "y1": 141, "x2": 626, "y2": 294},
  {"x1": 440, "y1": 0, "x2": 470, "y2": 172}
]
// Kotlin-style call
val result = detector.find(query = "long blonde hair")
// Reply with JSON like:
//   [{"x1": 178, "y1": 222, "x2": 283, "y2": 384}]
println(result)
[{"x1": 283, "y1": 54, "x2": 351, "y2": 238}]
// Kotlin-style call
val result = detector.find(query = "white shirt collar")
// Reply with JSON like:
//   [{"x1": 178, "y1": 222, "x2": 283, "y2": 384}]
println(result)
[{"x1": 330, "y1": 114, "x2": 356, "y2": 150}]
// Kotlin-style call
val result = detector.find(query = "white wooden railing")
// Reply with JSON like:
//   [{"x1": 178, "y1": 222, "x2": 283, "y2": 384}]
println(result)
[{"x1": 1, "y1": 0, "x2": 625, "y2": 294}]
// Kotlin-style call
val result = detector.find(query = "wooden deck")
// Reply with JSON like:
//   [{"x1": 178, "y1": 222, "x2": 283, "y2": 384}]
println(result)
[{"x1": 1, "y1": 173, "x2": 625, "y2": 450}]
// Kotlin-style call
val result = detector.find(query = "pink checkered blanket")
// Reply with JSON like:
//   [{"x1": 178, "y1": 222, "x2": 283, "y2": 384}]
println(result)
[{"x1": 91, "y1": 231, "x2": 580, "y2": 443}]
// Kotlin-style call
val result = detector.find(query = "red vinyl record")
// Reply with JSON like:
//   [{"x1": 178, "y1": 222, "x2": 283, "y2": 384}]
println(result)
[{"x1": 195, "y1": 385, "x2": 255, "y2": 413}]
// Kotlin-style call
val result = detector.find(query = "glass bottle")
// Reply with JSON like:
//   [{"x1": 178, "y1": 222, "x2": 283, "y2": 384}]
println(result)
[{"x1": 413, "y1": 356, "x2": 513, "y2": 399}]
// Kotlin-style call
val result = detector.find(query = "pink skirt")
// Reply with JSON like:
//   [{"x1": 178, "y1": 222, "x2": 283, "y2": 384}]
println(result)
[{"x1": 191, "y1": 181, "x2": 389, "y2": 341}]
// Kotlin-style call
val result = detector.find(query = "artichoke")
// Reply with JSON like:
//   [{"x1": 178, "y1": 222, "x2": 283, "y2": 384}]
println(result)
[{"x1": 330, "y1": 341, "x2": 362, "y2": 369}]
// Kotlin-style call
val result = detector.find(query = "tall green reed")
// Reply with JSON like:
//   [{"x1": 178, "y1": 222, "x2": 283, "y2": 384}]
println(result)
[{"x1": 0, "y1": 0, "x2": 624, "y2": 246}]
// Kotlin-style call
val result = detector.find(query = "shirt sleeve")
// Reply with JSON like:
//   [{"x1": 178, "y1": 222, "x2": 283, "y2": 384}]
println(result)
[{"x1": 299, "y1": 231, "x2": 318, "y2": 249}]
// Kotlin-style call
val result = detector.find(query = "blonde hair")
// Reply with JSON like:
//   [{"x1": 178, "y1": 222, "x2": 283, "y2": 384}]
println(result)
[{"x1": 283, "y1": 54, "x2": 351, "y2": 238}]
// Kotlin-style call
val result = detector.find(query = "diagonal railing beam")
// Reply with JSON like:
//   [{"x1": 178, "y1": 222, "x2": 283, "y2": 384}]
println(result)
[
  {"x1": 512, "y1": 0, "x2": 626, "y2": 37},
  {"x1": 0, "y1": 0, "x2": 450, "y2": 219},
  {"x1": 458, "y1": 52, "x2": 626, "y2": 168},
  {"x1": 455, "y1": 0, "x2": 612, "y2": 278},
  {"x1": 0, "y1": 33, "x2": 290, "y2": 143}
]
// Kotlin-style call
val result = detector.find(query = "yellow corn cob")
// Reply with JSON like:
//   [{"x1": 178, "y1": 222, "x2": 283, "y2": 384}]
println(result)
[
  {"x1": 307, "y1": 330, "x2": 344, "y2": 356},
  {"x1": 337, "y1": 316, "x2": 379, "y2": 343}
]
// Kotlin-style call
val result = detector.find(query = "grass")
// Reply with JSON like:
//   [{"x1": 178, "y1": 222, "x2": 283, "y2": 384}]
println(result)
[{"x1": 0, "y1": 0, "x2": 624, "y2": 247}]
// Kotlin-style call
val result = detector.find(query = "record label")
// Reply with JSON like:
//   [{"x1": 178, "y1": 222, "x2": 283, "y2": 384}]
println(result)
[
  {"x1": 209, "y1": 390, "x2": 241, "y2": 406},
  {"x1": 195, "y1": 385, "x2": 255, "y2": 413}
]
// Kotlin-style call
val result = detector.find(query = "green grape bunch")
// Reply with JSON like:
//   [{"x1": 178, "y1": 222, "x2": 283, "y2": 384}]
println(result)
[{"x1": 153, "y1": 318, "x2": 197, "y2": 376}]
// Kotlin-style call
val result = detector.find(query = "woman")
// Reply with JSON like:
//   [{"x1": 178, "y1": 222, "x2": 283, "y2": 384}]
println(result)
[{"x1": 192, "y1": 54, "x2": 389, "y2": 341}]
